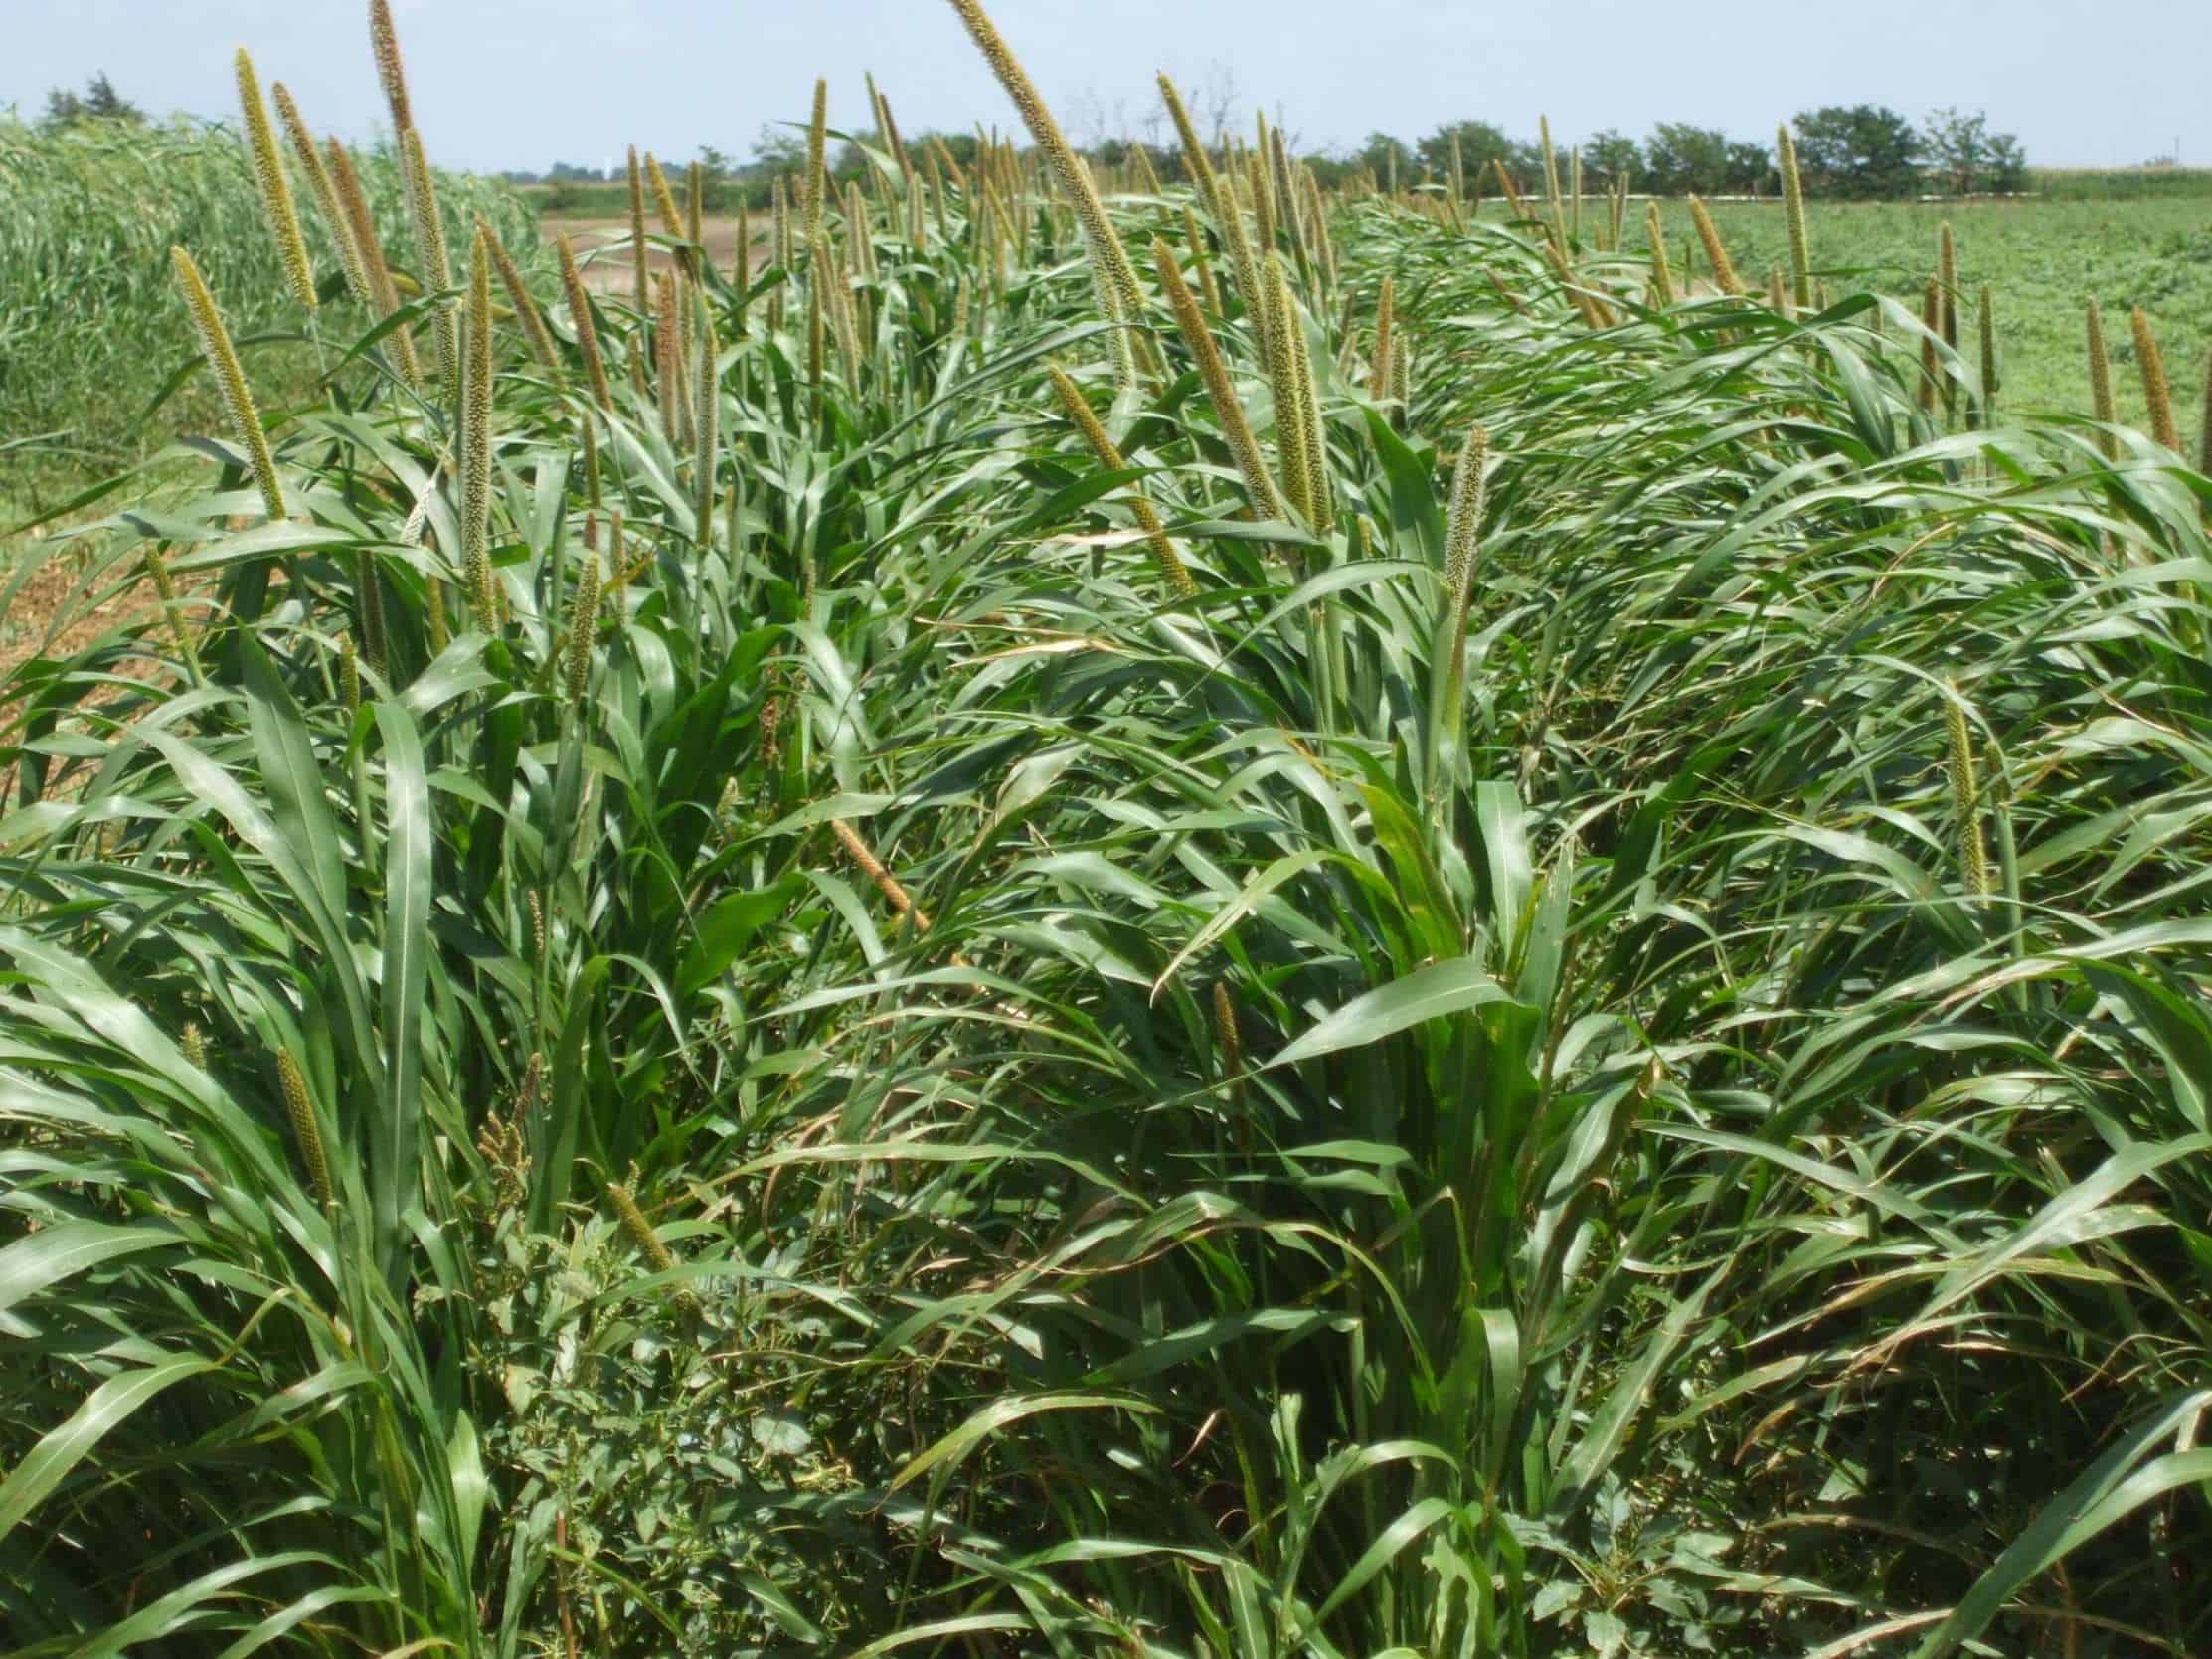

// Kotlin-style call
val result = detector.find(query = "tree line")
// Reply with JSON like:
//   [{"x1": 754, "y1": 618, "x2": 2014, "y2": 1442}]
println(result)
[
  {"x1": 35, "y1": 71, "x2": 2026, "y2": 206},
  {"x1": 1345, "y1": 106, "x2": 2026, "y2": 199},
  {"x1": 528, "y1": 103, "x2": 2028, "y2": 209}
]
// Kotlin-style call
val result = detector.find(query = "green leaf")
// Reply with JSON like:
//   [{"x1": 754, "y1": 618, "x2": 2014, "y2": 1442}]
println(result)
[
  {"x1": 373, "y1": 698, "x2": 433, "y2": 1284},
  {"x1": 1909, "y1": 1391, "x2": 2212, "y2": 1658},
  {"x1": 0, "y1": 1358, "x2": 214, "y2": 1546},
  {"x1": 0, "y1": 1221, "x2": 176, "y2": 1318},
  {"x1": 1271, "y1": 957, "x2": 1528, "y2": 1068}
]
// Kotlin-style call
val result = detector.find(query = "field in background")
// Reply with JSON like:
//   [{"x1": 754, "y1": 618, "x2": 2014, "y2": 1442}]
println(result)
[
  {"x1": 0, "y1": 119, "x2": 541, "y2": 680},
  {"x1": 2032, "y1": 164, "x2": 2212, "y2": 198},
  {"x1": 527, "y1": 184, "x2": 2212, "y2": 439},
  {"x1": 1686, "y1": 192, "x2": 2212, "y2": 425},
  {"x1": 0, "y1": 118, "x2": 537, "y2": 520}
]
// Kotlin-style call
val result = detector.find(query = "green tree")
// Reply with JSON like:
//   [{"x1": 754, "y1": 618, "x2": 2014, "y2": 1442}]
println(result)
[
  {"x1": 1584, "y1": 128, "x2": 1641, "y2": 186},
  {"x1": 1724, "y1": 138, "x2": 1772, "y2": 192},
  {"x1": 1643, "y1": 124, "x2": 1732, "y2": 194},
  {"x1": 1985, "y1": 131, "x2": 2029, "y2": 192},
  {"x1": 1416, "y1": 120, "x2": 1534, "y2": 192},
  {"x1": 41, "y1": 72, "x2": 142, "y2": 131},
  {"x1": 1924, "y1": 107, "x2": 2027, "y2": 195},
  {"x1": 696, "y1": 145, "x2": 737, "y2": 212},
  {"x1": 1791, "y1": 104, "x2": 1922, "y2": 198},
  {"x1": 1353, "y1": 131, "x2": 1417, "y2": 190},
  {"x1": 752, "y1": 121, "x2": 806, "y2": 178}
]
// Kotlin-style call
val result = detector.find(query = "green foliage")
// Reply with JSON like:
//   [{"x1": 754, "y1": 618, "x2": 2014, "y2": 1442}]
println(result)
[
  {"x1": 1352, "y1": 130, "x2": 1417, "y2": 187},
  {"x1": 1924, "y1": 105, "x2": 2030, "y2": 194},
  {"x1": 1790, "y1": 102, "x2": 1924, "y2": 198},
  {"x1": 1684, "y1": 191, "x2": 2212, "y2": 420},
  {"x1": 1416, "y1": 118, "x2": 1535, "y2": 189},
  {"x1": 5, "y1": 18, "x2": 2212, "y2": 1657},
  {"x1": 1583, "y1": 127, "x2": 1642, "y2": 184},
  {"x1": 0, "y1": 115, "x2": 536, "y2": 509},
  {"x1": 2035, "y1": 165, "x2": 2212, "y2": 199},
  {"x1": 1641, "y1": 121, "x2": 1771, "y2": 194},
  {"x1": 38, "y1": 72, "x2": 143, "y2": 131}
]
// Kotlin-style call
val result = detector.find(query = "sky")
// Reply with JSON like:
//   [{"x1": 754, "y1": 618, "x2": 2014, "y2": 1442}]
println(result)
[{"x1": 9, "y1": 0, "x2": 2208, "y2": 174}]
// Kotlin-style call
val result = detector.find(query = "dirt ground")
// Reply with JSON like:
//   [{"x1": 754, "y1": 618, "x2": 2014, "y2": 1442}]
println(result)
[
  {"x1": 546, "y1": 216, "x2": 764, "y2": 293},
  {"x1": 1, "y1": 539, "x2": 135, "y2": 676}
]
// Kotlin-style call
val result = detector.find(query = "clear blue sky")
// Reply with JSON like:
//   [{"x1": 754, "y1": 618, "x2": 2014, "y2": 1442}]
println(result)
[{"x1": 10, "y1": 0, "x2": 2207, "y2": 173}]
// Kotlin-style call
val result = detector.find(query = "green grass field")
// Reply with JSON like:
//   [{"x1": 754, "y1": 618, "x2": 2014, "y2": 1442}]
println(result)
[
  {"x1": 1688, "y1": 193, "x2": 2212, "y2": 431},
  {"x1": 6, "y1": 8, "x2": 2212, "y2": 1654}
]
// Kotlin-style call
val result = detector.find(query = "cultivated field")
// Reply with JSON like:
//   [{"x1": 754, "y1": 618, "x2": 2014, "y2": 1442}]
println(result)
[
  {"x1": 5, "y1": 2, "x2": 2212, "y2": 1654},
  {"x1": 1690, "y1": 192, "x2": 2212, "y2": 421}
]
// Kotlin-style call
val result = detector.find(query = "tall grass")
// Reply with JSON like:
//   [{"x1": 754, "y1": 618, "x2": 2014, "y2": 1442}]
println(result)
[
  {"x1": 3, "y1": 4, "x2": 2211, "y2": 1653},
  {"x1": 0, "y1": 114, "x2": 534, "y2": 508}
]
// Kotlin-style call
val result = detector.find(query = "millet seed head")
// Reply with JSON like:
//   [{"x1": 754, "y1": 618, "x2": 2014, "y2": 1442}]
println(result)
[
  {"x1": 235, "y1": 50, "x2": 316, "y2": 310},
  {"x1": 171, "y1": 246, "x2": 287, "y2": 521}
]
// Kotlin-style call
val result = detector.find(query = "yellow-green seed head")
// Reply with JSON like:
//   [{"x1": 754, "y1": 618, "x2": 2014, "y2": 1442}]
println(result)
[
  {"x1": 1047, "y1": 361, "x2": 1196, "y2": 599},
  {"x1": 692, "y1": 291, "x2": 720, "y2": 534},
  {"x1": 1442, "y1": 424, "x2": 1489, "y2": 600},
  {"x1": 607, "y1": 1180, "x2": 678, "y2": 1274},
  {"x1": 566, "y1": 553, "x2": 601, "y2": 706},
  {"x1": 626, "y1": 145, "x2": 649, "y2": 308},
  {"x1": 1263, "y1": 256, "x2": 1313, "y2": 524},
  {"x1": 1151, "y1": 237, "x2": 1280, "y2": 522},
  {"x1": 400, "y1": 126, "x2": 458, "y2": 395},
  {"x1": 654, "y1": 271, "x2": 682, "y2": 434},
  {"x1": 327, "y1": 138, "x2": 419, "y2": 384},
  {"x1": 805, "y1": 78, "x2": 829, "y2": 247},
  {"x1": 1282, "y1": 268, "x2": 1330, "y2": 533},
  {"x1": 235, "y1": 50, "x2": 316, "y2": 309},
  {"x1": 477, "y1": 215, "x2": 559, "y2": 373},
  {"x1": 368, "y1": 0, "x2": 412, "y2": 131},
  {"x1": 276, "y1": 1047, "x2": 334, "y2": 1209},
  {"x1": 171, "y1": 246, "x2": 286, "y2": 521},
  {"x1": 1645, "y1": 202, "x2": 1675, "y2": 307},
  {"x1": 1777, "y1": 122, "x2": 1811, "y2": 310},
  {"x1": 2199, "y1": 349, "x2": 2212, "y2": 476},
  {"x1": 645, "y1": 151, "x2": 685, "y2": 241},
  {"x1": 1919, "y1": 276, "x2": 1942, "y2": 413},
  {"x1": 1686, "y1": 196, "x2": 1742, "y2": 297},
  {"x1": 1213, "y1": 979, "x2": 1243, "y2": 1088},
  {"x1": 1157, "y1": 72, "x2": 1223, "y2": 223},
  {"x1": 1944, "y1": 688, "x2": 1993, "y2": 899},
  {"x1": 460, "y1": 229, "x2": 496, "y2": 633},
  {"x1": 1371, "y1": 274, "x2": 1396, "y2": 401},
  {"x1": 2131, "y1": 305, "x2": 2180, "y2": 452},
  {"x1": 355, "y1": 549, "x2": 387, "y2": 673},
  {"x1": 946, "y1": 0, "x2": 1146, "y2": 388},
  {"x1": 271, "y1": 82, "x2": 368, "y2": 306},
  {"x1": 425, "y1": 575, "x2": 449, "y2": 653},
  {"x1": 556, "y1": 233, "x2": 614, "y2": 410}
]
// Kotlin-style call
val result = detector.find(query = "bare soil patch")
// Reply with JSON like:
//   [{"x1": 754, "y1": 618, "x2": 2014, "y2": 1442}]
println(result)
[{"x1": 545, "y1": 216, "x2": 764, "y2": 295}]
